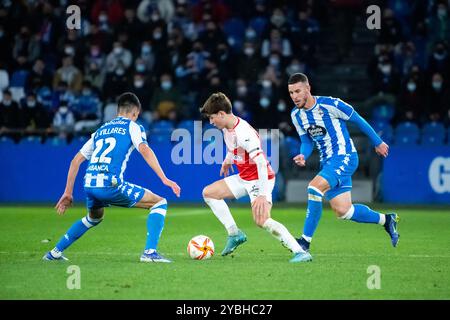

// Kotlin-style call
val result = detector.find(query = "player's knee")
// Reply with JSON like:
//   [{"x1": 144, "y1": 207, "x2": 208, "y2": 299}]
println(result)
[
  {"x1": 89, "y1": 208, "x2": 104, "y2": 220},
  {"x1": 336, "y1": 204, "x2": 354, "y2": 219},
  {"x1": 202, "y1": 186, "x2": 219, "y2": 200}
]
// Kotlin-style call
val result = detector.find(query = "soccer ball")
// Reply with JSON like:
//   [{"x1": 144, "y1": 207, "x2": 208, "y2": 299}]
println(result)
[{"x1": 187, "y1": 235, "x2": 215, "y2": 260}]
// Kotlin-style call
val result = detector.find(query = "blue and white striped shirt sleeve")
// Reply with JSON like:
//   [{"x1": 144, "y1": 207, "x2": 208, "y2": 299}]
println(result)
[
  {"x1": 80, "y1": 134, "x2": 94, "y2": 160},
  {"x1": 129, "y1": 121, "x2": 148, "y2": 149},
  {"x1": 329, "y1": 98, "x2": 354, "y2": 120}
]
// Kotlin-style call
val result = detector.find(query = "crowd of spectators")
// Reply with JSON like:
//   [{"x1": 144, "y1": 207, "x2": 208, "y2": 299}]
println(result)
[
  {"x1": 0, "y1": 0, "x2": 326, "y2": 142},
  {"x1": 367, "y1": 0, "x2": 450, "y2": 128},
  {"x1": 1, "y1": 0, "x2": 448, "y2": 147}
]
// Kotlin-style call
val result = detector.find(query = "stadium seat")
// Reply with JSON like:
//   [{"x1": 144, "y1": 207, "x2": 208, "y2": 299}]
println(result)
[
  {"x1": 394, "y1": 121, "x2": 420, "y2": 145},
  {"x1": 222, "y1": 17, "x2": 245, "y2": 50},
  {"x1": 10, "y1": 70, "x2": 29, "y2": 88},
  {"x1": 371, "y1": 104, "x2": 395, "y2": 122},
  {"x1": 149, "y1": 120, "x2": 174, "y2": 143},
  {"x1": 421, "y1": 121, "x2": 445, "y2": 146},
  {"x1": 284, "y1": 136, "x2": 300, "y2": 159},
  {"x1": 0, "y1": 136, "x2": 16, "y2": 147},
  {"x1": 248, "y1": 16, "x2": 268, "y2": 37},
  {"x1": 177, "y1": 120, "x2": 196, "y2": 134},
  {"x1": 370, "y1": 120, "x2": 394, "y2": 144}
]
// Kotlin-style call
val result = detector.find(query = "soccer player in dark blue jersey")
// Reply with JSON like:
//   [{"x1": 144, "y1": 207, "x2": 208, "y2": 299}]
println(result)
[
  {"x1": 43, "y1": 92, "x2": 180, "y2": 263},
  {"x1": 288, "y1": 73, "x2": 399, "y2": 257}
]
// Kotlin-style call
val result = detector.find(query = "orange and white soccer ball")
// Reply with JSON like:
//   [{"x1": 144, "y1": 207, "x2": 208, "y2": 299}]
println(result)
[{"x1": 187, "y1": 235, "x2": 215, "y2": 260}]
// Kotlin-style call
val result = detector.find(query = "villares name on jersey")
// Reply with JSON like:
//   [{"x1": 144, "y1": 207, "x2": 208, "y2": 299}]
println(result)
[
  {"x1": 291, "y1": 96, "x2": 357, "y2": 162},
  {"x1": 80, "y1": 117, "x2": 148, "y2": 187}
]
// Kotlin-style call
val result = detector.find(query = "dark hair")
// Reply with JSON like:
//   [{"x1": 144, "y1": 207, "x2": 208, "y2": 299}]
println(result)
[
  {"x1": 199, "y1": 92, "x2": 232, "y2": 116},
  {"x1": 117, "y1": 92, "x2": 141, "y2": 113},
  {"x1": 288, "y1": 73, "x2": 309, "y2": 85}
]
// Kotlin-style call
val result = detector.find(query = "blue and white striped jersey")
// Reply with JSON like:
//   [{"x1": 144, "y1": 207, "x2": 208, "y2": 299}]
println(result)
[
  {"x1": 291, "y1": 96, "x2": 357, "y2": 162},
  {"x1": 80, "y1": 116, "x2": 148, "y2": 187}
]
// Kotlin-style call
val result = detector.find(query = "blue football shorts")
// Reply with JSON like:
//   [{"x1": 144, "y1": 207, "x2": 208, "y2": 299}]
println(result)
[
  {"x1": 85, "y1": 181, "x2": 147, "y2": 210},
  {"x1": 318, "y1": 153, "x2": 359, "y2": 201}
]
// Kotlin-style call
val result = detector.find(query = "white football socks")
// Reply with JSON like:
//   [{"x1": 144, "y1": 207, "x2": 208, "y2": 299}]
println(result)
[
  {"x1": 263, "y1": 218, "x2": 304, "y2": 253},
  {"x1": 204, "y1": 198, "x2": 239, "y2": 236}
]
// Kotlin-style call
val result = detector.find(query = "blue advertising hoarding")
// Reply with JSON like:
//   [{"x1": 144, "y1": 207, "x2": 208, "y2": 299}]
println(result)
[{"x1": 382, "y1": 146, "x2": 450, "y2": 204}]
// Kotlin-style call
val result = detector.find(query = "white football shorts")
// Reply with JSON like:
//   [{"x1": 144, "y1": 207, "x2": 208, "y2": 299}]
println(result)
[{"x1": 224, "y1": 174, "x2": 275, "y2": 203}]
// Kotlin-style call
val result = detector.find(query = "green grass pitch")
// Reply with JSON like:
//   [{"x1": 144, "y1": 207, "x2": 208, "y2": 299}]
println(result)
[{"x1": 0, "y1": 204, "x2": 449, "y2": 300}]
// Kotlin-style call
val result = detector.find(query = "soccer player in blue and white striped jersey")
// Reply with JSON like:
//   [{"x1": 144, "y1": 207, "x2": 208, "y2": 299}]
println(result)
[
  {"x1": 43, "y1": 92, "x2": 180, "y2": 263},
  {"x1": 288, "y1": 73, "x2": 399, "y2": 257}
]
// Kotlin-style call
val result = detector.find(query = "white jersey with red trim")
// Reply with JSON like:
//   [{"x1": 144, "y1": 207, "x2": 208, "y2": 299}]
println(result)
[{"x1": 223, "y1": 117, "x2": 275, "y2": 181}]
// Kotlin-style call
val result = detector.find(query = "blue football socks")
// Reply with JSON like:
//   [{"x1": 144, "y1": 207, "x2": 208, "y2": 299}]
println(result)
[
  {"x1": 144, "y1": 199, "x2": 167, "y2": 252},
  {"x1": 55, "y1": 214, "x2": 103, "y2": 252},
  {"x1": 341, "y1": 204, "x2": 383, "y2": 224},
  {"x1": 302, "y1": 186, "x2": 324, "y2": 240}
]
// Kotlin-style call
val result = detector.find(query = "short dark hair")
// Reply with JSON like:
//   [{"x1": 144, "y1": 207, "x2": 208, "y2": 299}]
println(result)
[
  {"x1": 117, "y1": 92, "x2": 141, "y2": 113},
  {"x1": 288, "y1": 73, "x2": 309, "y2": 85},
  {"x1": 199, "y1": 92, "x2": 232, "y2": 116}
]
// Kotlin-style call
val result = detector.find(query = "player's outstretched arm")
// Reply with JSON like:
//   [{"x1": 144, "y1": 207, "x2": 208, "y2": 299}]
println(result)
[
  {"x1": 55, "y1": 152, "x2": 86, "y2": 215},
  {"x1": 138, "y1": 143, "x2": 181, "y2": 197},
  {"x1": 348, "y1": 111, "x2": 388, "y2": 157}
]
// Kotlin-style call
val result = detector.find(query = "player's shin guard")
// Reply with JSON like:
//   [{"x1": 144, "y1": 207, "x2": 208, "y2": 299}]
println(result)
[
  {"x1": 263, "y1": 218, "x2": 305, "y2": 253},
  {"x1": 340, "y1": 204, "x2": 384, "y2": 224},
  {"x1": 55, "y1": 214, "x2": 103, "y2": 252},
  {"x1": 204, "y1": 197, "x2": 238, "y2": 236},
  {"x1": 144, "y1": 199, "x2": 167, "y2": 252},
  {"x1": 302, "y1": 187, "x2": 323, "y2": 240}
]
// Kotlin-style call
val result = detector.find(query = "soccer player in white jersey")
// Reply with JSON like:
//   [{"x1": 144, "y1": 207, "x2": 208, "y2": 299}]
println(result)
[
  {"x1": 200, "y1": 92, "x2": 312, "y2": 263},
  {"x1": 288, "y1": 73, "x2": 400, "y2": 256},
  {"x1": 43, "y1": 92, "x2": 180, "y2": 263}
]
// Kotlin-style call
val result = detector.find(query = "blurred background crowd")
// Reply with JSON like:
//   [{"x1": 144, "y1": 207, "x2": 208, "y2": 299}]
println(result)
[{"x1": 0, "y1": 0, "x2": 449, "y2": 172}]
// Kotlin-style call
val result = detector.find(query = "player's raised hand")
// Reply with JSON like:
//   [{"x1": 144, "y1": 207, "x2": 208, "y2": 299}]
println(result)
[
  {"x1": 55, "y1": 193, "x2": 73, "y2": 215},
  {"x1": 293, "y1": 154, "x2": 306, "y2": 167},
  {"x1": 375, "y1": 142, "x2": 389, "y2": 158},
  {"x1": 163, "y1": 178, "x2": 181, "y2": 197},
  {"x1": 220, "y1": 162, "x2": 234, "y2": 177}
]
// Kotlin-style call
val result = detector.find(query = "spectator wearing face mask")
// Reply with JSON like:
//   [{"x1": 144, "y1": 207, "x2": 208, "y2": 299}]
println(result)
[
  {"x1": 118, "y1": 8, "x2": 145, "y2": 48},
  {"x1": 21, "y1": 92, "x2": 51, "y2": 136},
  {"x1": 372, "y1": 55, "x2": 401, "y2": 95},
  {"x1": 52, "y1": 103, "x2": 75, "y2": 141},
  {"x1": 237, "y1": 41, "x2": 263, "y2": 83},
  {"x1": 84, "y1": 62, "x2": 106, "y2": 96},
  {"x1": 12, "y1": 26, "x2": 41, "y2": 66},
  {"x1": 51, "y1": 81, "x2": 76, "y2": 113},
  {"x1": 52, "y1": 55, "x2": 83, "y2": 94},
  {"x1": 102, "y1": 61, "x2": 130, "y2": 100},
  {"x1": 150, "y1": 73, "x2": 182, "y2": 120},
  {"x1": 266, "y1": 8, "x2": 290, "y2": 36},
  {"x1": 396, "y1": 76, "x2": 425, "y2": 122},
  {"x1": 137, "y1": 1, "x2": 175, "y2": 25},
  {"x1": 0, "y1": 90, "x2": 20, "y2": 133},
  {"x1": 427, "y1": 2, "x2": 450, "y2": 44},
  {"x1": 71, "y1": 81, "x2": 101, "y2": 122},
  {"x1": 105, "y1": 41, "x2": 133, "y2": 74},
  {"x1": 427, "y1": 72, "x2": 450, "y2": 122},
  {"x1": 198, "y1": 20, "x2": 226, "y2": 53},
  {"x1": 231, "y1": 78, "x2": 256, "y2": 109},
  {"x1": 85, "y1": 44, "x2": 106, "y2": 72},
  {"x1": 428, "y1": 42, "x2": 450, "y2": 76},
  {"x1": 261, "y1": 29, "x2": 292, "y2": 59},
  {"x1": 129, "y1": 73, "x2": 153, "y2": 111},
  {"x1": 91, "y1": 1, "x2": 124, "y2": 26},
  {"x1": 137, "y1": 41, "x2": 156, "y2": 73},
  {"x1": 285, "y1": 58, "x2": 308, "y2": 78},
  {"x1": 26, "y1": 59, "x2": 52, "y2": 92}
]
